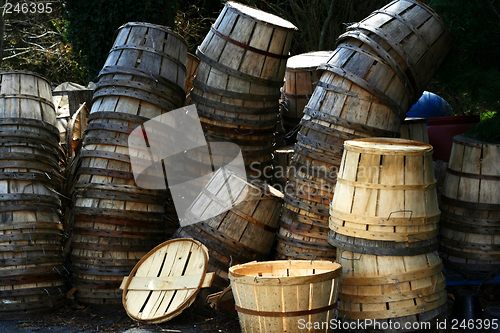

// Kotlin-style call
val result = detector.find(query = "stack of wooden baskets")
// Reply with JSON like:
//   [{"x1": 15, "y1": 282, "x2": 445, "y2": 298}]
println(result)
[
  {"x1": 276, "y1": 0, "x2": 452, "y2": 261},
  {"x1": 440, "y1": 135, "x2": 500, "y2": 275},
  {"x1": 332, "y1": 138, "x2": 447, "y2": 330},
  {"x1": 67, "y1": 22, "x2": 186, "y2": 305},
  {"x1": 0, "y1": 71, "x2": 67, "y2": 318},
  {"x1": 189, "y1": 1, "x2": 297, "y2": 181}
]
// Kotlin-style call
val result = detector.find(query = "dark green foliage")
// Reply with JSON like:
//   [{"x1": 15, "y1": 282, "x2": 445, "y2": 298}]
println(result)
[
  {"x1": 428, "y1": 0, "x2": 500, "y2": 116},
  {"x1": 63, "y1": 0, "x2": 178, "y2": 81},
  {"x1": 464, "y1": 113, "x2": 500, "y2": 142}
]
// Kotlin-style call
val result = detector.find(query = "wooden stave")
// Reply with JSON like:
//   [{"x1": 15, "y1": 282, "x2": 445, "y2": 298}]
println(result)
[{"x1": 399, "y1": 117, "x2": 429, "y2": 143}]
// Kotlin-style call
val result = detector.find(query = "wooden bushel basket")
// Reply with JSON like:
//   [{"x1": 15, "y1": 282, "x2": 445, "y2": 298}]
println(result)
[
  {"x1": 0, "y1": 71, "x2": 56, "y2": 126},
  {"x1": 341, "y1": 0, "x2": 452, "y2": 95},
  {"x1": 229, "y1": 260, "x2": 342, "y2": 333},
  {"x1": 191, "y1": 1, "x2": 296, "y2": 127},
  {"x1": 337, "y1": 249, "x2": 447, "y2": 331},
  {"x1": 175, "y1": 176, "x2": 283, "y2": 289},
  {"x1": 97, "y1": 22, "x2": 187, "y2": 110},
  {"x1": 281, "y1": 51, "x2": 333, "y2": 131},
  {"x1": 329, "y1": 138, "x2": 440, "y2": 256},
  {"x1": 440, "y1": 135, "x2": 500, "y2": 274}
]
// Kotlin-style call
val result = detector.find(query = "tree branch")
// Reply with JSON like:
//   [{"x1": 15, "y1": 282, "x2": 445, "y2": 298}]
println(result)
[{"x1": 319, "y1": 0, "x2": 335, "y2": 50}]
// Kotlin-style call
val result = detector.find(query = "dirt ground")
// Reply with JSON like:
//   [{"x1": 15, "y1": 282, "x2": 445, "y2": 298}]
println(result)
[{"x1": 0, "y1": 284, "x2": 498, "y2": 332}]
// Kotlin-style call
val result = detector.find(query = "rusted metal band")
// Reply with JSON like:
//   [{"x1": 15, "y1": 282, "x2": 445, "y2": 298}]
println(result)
[
  {"x1": 73, "y1": 183, "x2": 168, "y2": 197},
  {"x1": 315, "y1": 80, "x2": 378, "y2": 103},
  {"x1": 72, "y1": 227, "x2": 164, "y2": 239},
  {"x1": 0, "y1": 93, "x2": 54, "y2": 109},
  {"x1": 235, "y1": 302, "x2": 336, "y2": 318},
  {"x1": 303, "y1": 107, "x2": 400, "y2": 137},
  {"x1": 76, "y1": 167, "x2": 135, "y2": 180},
  {"x1": 275, "y1": 233, "x2": 334, "y2": 251},
  {"x1": 0, "y1": 232, "x2": 62, "y2": 243},
  {"x1": 70, "y1": 241, "x2": 159, "y2": 252},
  {"x1": 98, "y1": 65, "x2": 185, "y2": 100},
  {"x1": 95, "y1": 78, "x2": 185, "y2": 107},
  {"x1": 0, "y1": 273, "x2": 63, "y2": 286},
  {"x1": 74, "y1": 189, "x2": 164, "y2": 205},
  {"x1": 72, "y1": 206, "x2": 165, "y2": 221},
  {"x1": 69, "y1": 254, "x2": 139, "y2": 267},
  {"x1": 441, "y1": 219, "x2": 500, "y2": 235},
  {"x1": 109, "y1": 45, "x2": 187, "y2": 71},
  {"x1": 210, "y1": 26, "x2": 289, "y2": 60},
  {"x1": 0, "y1": 152, "x2": 60, "y2": 167},
  {"x1": 116, "y1": 22, "x2": 188, "y2": 47},
  {"x1": 317, "y1": 63, "x2": 405, "y2": 117},
  {"x1": 0, "y1": 130, "x2": 60, "y2": 147},
  {"x1": 0, "y1": 118, "x2": 59, "y2": 136},
  {"x1": 296, "y1": 133, "x2": 344, "y2": 155},
  {"x1": 79, "y1": 149, "x2": 131, "y2": 164},
  {"x1": 87, "y1": 111, "x2": 150, "y2": 124},
  {"x1": 440, "y1": 209, "x2": 500, "y2": 227},
  {"x1": 299, "y1": 120, "x2": 360, "y2": 144},
  {"x1": 293, "y1": 144, "x2": 343, "y2": 166},
  {"x1": 229, "y1": 208, "x2": 279, "y2": 233},
  {"x1": 440, "y1": 239, "x2": 500, "y2": 260},
  {"x1": 281, "y1": 90, "x2": 310, "y2": 99},
  {"x1": 196, "y1": 107, "x2": 276, "y2": 127},
  {"x1": 190, "y1": 92, "x2": 278, "y2": 115},
  {"x1": 441, "y1": 196, "x2": 500, "y2": 211},
  {"x1": 93, "y1": 86, "x2": 180, "y2": 111},
  {"x1": 193, "y1": 80, "x2": 280, "y2": 101},
  {"x1": 73, "y1": 214, "x2": 167, "y2": 228},
  {"x1": 335, "y1": 177, "x2": 436, "y2": 190},
  {"x1": 196, "y1": 48, "x2": 284, "y2": 87},
  {"x1": 446, "y1": 167, "x2": 500, "y2": 181},
  {"x1": 279, "y1": 218, "x2": 328, "y2": 239},
  {"x1": 0, "y1": 172, "x2": 55, "y2": 185},
  {"x1": 201, "y1": 120, "x2": 275, "y2": 136}
]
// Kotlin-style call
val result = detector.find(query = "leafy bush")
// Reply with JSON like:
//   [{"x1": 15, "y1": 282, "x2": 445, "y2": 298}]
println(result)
[{"x1": 63, "y1": 0, "x2": 178, "y2": 82}]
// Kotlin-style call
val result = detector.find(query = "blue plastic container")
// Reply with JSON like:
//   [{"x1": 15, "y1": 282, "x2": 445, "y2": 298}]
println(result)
[{"x1": 407, "y1": 91, "x2": 453, "y2": 121}]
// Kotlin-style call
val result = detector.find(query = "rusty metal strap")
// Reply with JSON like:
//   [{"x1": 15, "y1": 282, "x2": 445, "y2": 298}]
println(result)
[
  {"x1": 441, "y1": 196, "x2": 500, "y2": 211},
  {"x1": 0, "y1": 93, "x2": 54, "y2": 108},
  {"x1": 93, "y1": 87, "x2": 179, "y2": 111},
  {"x1": 196, "y1": 47, "x2": 284, "y2": 87},
  {"x1": 235, "y1": 302, "x2": 336, "y2": 318},
  {"x1": 446, "y1": 167, "x2": 500, "y2": 181},
  {"x1": 190, "y1": 92, "x2": 278, "y2": 115},
  {"x1": 109, "y1": 45, "x2": 187, "y2": 71},
  {"x1": 210, "y1": 26, "x2": 289, "y2": 60},
  {"x1": 315, "y1": 79, "x2": 378, "y2": 103},
  {"x1": 196, "y1": 107, "x2": 276, "y2": 127},
  {"x1": 0, "y1": 118, "x2": 59, "y2": 136},
  {"x1": 98, "y1": 65, "x2": 185, "y2": 100},
  {"x1": 193, "y1": 79, "x2": 280, "y2": 101},
  {"x1": 87, "y1": 111, "x2": 150, "y2": 124}
]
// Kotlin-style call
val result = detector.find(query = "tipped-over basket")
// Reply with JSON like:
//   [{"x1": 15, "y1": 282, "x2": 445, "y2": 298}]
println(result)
[{"x1": 229, "y1": 260, "x2": 342, "y2": 333}]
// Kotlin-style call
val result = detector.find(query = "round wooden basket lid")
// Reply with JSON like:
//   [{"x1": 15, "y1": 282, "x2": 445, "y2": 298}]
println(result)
[{"x1": 121, "y1": 238, "x2": 213, "y2": 324}]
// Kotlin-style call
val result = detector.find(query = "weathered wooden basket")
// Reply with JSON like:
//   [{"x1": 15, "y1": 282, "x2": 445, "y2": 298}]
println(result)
[
  {"x1": 191, "y1": 1, "x2": 296, "y2": 127},
  {"x1": 229, "y1": 260, "x2": 341, "y2": 333},
  {"x1": 341, "y1": 0, "x2": 452, "y2": 95},
  {"x1": 338, "y1": 248, "x2": 447, "y2": 331},
  {"x1": 329, "y1": 138, "x2": 440, "y2": 255},
  {"x1": 440, "y1": 135, "x2": 500, "y2": 273},
  {"x1": 281, "y1": 51, "x2": 333, "y2": 131},
  {"x1": 400, "y1": 117, "x2": 429, "y2": 143},
  {"x1": 0, "y1": 71, "x2": 56, "y2": 126},
  {"x1": 175, "y1": 179, "x2": 283, "y2": 289},
  {"x1": 97, "y1": 22, "x2": 187, "y2": 110}
]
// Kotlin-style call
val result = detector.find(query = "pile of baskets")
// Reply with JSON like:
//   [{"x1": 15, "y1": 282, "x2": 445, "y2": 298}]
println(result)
[
  {"x1": 0, "y1": 71, "x2": 66, "y2": 318},
  {"x1": 67, "y1": 22, "x2": 186, "y2": 304},
  {"x1": 276, "y1": 0, "x2": 452, "y2": 261}
]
